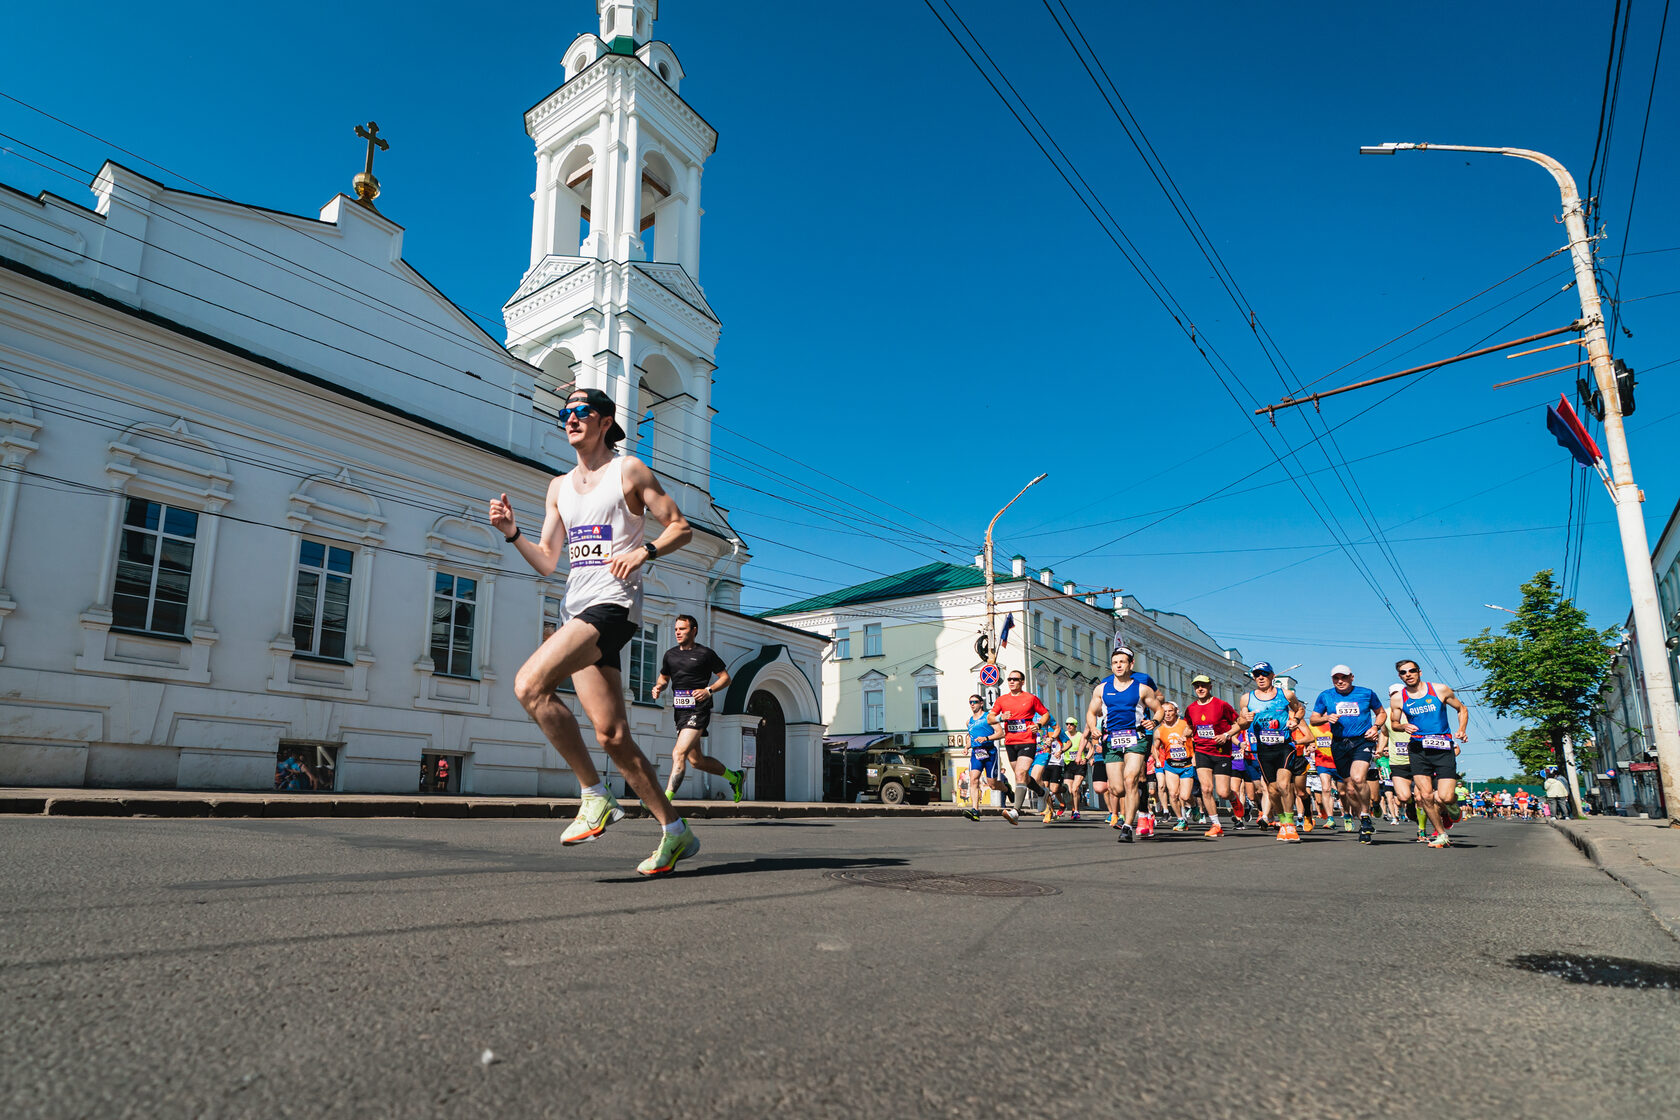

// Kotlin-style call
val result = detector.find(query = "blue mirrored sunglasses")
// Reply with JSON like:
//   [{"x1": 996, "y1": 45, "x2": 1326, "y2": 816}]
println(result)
[{"x1": 558, "y1": 404, "x2": 596, "y2": 422}]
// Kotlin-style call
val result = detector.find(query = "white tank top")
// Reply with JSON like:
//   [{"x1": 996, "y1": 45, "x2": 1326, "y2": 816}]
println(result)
[{"x1": 552, "y1": 457, "x2": 643, "y2": 621}]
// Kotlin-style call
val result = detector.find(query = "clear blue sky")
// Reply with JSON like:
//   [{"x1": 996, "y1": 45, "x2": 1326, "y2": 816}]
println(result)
[{"x1": 3, "y1": 0, "x2": 1675, "y2": 778}]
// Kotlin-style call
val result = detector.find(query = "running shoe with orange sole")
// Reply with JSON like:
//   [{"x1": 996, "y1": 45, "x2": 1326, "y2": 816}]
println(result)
[
  {"x1": 1205, "y1": 823, "x2": 1224, "y2": 839},
  {"x1": 1279, "y1": 821, "x2": 1301, "y2": 842}
]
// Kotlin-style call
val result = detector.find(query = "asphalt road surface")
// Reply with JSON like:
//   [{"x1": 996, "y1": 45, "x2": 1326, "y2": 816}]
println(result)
[{"x1": 3, "y1": 812, "x2": 1676, "y2": 1118}]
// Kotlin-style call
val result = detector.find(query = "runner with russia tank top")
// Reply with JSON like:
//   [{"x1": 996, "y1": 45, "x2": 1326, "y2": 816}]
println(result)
[
  {"x1": 1238, "y1": 661, "x2": 1307, "y2": 842},
  {"x1": 1391, "y1": 658, "x2": 1470, "y2": 848},
  {"x1": 489, "y1": 387, "x2": 701, "y2": 876},
  {"x1": 1186, "y1": 675, "x2": 1238, "y2": 838},
  {"x1": 1084, "y1": 647, "x2": 1162, "y2": 843}
]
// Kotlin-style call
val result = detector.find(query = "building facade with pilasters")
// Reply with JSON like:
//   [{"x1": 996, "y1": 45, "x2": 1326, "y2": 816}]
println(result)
[{"x1": 0, "y1": 0, "x2": 826, "y2": 799}]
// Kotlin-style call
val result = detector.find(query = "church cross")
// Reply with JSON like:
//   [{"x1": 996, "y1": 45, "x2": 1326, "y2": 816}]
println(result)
[{"x1": 354, "y1": 121, "x2": 388, "y2": 175}]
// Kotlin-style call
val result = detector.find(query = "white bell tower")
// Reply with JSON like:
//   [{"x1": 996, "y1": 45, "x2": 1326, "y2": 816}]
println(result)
[{"x1": 505, "y1": 0, "x2": 719, "y2": 498}]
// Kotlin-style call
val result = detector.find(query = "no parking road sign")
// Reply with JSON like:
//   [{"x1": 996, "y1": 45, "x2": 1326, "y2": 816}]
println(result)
[{"x1": 978, "y1": 664, "x2": 1000, "y2": 687}]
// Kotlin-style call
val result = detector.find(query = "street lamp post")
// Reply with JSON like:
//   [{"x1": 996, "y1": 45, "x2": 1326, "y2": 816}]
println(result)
[
  {"x1": 1365, "y1": 142, "x2": 1680, "y2": 825},
  {"x1": 983, "y1": 474, "x2": 1048, "y2": 683}
]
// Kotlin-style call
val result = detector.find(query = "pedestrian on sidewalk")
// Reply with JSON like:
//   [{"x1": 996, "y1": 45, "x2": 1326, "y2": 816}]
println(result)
[{"x1": 1543, "y1": 771, "x2": 1571, "y2": 821}]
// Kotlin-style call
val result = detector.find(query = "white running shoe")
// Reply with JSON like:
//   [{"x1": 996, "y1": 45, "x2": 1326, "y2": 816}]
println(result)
[{"x1": 1003, "y1": 808, "x2": 1020, "y2": 826}]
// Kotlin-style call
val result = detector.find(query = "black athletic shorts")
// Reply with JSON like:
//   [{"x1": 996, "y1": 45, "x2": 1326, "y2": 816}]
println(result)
[
  {"x1": 1005, "y1": 743, "x2": 1035, "y2": 764},
  {"x1": 674, "y1": 699, "x2": 713, "y2": 736},
  {"x1": 1257, "y1": 746, "x2": 1297, "y2": 779},
  {"x1": 1410, "y1": 747, "x2": 1458, "y2": 781},
  {"x1": 575, "y1": 603, "x2": 636, "y2": 672},
  {"x1": 1194, "y1": 750, "x2": 1232, "y2": 777},
  {"x1": 1287, "y1": 752, "x2": 1309, "y2": 776},
  {"x1": 1039, "y1": 763, "x2": 1063, "y2": 783},
  {"x1": 1390, "y1": 762, "x2": 1412, "y2": 779}
]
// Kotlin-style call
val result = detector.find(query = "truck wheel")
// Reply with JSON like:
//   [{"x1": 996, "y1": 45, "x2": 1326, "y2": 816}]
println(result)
[
  {"x1": 880, "y1": 781, "x2": 905, "y2": 806},
  {"x1": 906, "y1": 793, "x2": 930, "y2": 806}
]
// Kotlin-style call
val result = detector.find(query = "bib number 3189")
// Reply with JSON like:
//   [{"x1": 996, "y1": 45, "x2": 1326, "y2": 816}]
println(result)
[{"x1": 568, "y1": 525, "x2": 613, "y2": 568}]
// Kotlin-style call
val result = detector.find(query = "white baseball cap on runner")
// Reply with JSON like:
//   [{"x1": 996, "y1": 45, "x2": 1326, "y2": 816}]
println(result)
[{"x1": 1330, "y1": 664, "x2": 1354, "y2": 677}]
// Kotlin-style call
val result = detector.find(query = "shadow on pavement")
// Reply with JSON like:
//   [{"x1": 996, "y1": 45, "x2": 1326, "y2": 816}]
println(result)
[
  {"x1": 599, "y1": 854, "x2": 909, "y2": 883},
  {"x1": 1509, "y1": 952, "x2": 1680, "y2": 990}
]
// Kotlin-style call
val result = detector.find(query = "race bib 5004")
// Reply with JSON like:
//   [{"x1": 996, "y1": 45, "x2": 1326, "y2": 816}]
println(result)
[{"x1": 568, "y1": 524, "x2": 612, "y2": 567}]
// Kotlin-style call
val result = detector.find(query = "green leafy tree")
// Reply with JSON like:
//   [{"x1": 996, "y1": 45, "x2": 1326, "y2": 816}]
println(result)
[
  {"x1": 1503, "y1": 727, "x2": 1556, "y2": 783},
  {"x1": 1461, "y1": 570, "x2": 1617, "y2": 807}
]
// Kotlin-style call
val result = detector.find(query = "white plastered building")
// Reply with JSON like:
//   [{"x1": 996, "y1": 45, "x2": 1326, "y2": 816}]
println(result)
[
  {"x1": 0, "y1": 0, "x2": 826, "y2": 798},
  {"x1": 765, "y1": 555, "x2": 1247, "y2": 797}
]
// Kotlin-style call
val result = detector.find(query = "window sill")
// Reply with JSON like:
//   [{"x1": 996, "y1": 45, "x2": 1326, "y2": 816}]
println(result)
[
  {"x1": 292, "y1": 652, "x2": 353, "y2": 667},
  {"x1": 110, "y1": 627, "x2": 191, "y2": 645},
  {"x1": 860, "y1": 654, "x2": 884, "y2": 660}
]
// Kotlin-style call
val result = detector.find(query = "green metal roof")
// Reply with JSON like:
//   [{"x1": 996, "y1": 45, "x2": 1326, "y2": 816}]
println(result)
[{"x1": 761, "y1": 562, "x2": 1005, "y2": 617}]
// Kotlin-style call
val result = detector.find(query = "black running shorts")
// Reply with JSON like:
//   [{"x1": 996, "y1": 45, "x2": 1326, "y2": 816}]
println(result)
[
  {"x1": 1410, "y1": 747, "x2": 1458, "y2": 782},
  {"x1": 574, "y1": 603, "x2": 636, "y2": 672},
  {"x1": 1194, "y1": 750, "x2": 1232, "y2": 777}
]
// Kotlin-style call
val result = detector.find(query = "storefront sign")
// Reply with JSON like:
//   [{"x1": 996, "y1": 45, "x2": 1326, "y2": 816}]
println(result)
[{"x1": 1630, "y1": 761, "x2": 1658, "y2": 772}]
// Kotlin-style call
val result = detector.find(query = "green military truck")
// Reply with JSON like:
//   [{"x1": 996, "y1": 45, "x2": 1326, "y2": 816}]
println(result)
[{"x1": 864, "y1": 748, "x2": 939, "y2": 806}]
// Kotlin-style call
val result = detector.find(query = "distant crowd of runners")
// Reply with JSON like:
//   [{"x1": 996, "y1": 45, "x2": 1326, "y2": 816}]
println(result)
[{"x1": 960, "y1": 650, "x2": 1482, "y2": 847}]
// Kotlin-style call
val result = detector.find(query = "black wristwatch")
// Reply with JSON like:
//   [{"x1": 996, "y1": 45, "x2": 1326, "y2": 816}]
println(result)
[{"x1": 643, "y1": 542, "x2": 658, "y2": 562}]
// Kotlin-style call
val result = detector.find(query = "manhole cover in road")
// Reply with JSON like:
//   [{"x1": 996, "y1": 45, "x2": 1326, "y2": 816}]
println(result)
[
  {"x1": 1509, "y1": 952, "x2": 1680, "y2": 990},
  {"x1": 823, "y1": 869, "x2": 1060, "y2": 897}
]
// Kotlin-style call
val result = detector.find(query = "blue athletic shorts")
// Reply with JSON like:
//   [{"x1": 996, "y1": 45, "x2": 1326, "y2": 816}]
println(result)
[
  {"x1": 1315, "y1": 764, "x2": 1338, "y2": 776},
  {"x1": 1162, "y1": 764, "x2": 1196, "y2": 780},
  {"x1": 969, "y1": 752, "x2": 997, "y2": 780},
  {"x1": 1331, "y1": 740, "x2": 1374, "y2": 781},
  {"x1": 1032, "y1": 750, "x2": 1051, "y2": 768}
]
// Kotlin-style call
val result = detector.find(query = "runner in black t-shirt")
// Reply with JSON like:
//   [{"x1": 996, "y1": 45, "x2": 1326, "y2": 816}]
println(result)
[{"x1": 654, "y1": 614, "x2": 745, "y2": 802}]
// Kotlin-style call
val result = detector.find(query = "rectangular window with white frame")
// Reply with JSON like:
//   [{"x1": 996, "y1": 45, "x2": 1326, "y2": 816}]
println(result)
[
  {"x1": 1032, "y1": 611, "x2": 1042, "y2": 646},
  {"x1": 834, "y1": 626, "x2": 851, "y2": 660},
  {"x1": 864, "y1": 687, "x2": 885, "y2": 732},
  {"x1": 628, "y1": 619, "x2": 660, "y2": 703},
  {"x1": 430, "y1": 572, "x2": 477, "y2": 678},
  {"x1": 111, "y1": 498, "x2": 198, "y2": 637},
  {"x1": 918, "y1": 685, "x2": 939, "y2": 731},
  {"x1": 1052, "y1": 619, "x2": 1062, "y2": 653},
  {"x1": 863, "y1": 622, "x2": 882, "y2": 658},
  {"x1": 291, "y1": 539, "x2": 353, "y2": 661}
]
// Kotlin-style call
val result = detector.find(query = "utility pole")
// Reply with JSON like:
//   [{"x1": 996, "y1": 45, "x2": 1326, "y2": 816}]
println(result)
[
  {"x1": 983, "y1": 474, "x2": 1047, "y2": 679},
  {"x1": 1362, "y1": 142, "x2": 1680, "y2": 827}
]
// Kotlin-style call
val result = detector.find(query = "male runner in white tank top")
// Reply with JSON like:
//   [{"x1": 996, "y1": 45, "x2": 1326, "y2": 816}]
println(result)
[{"x1": 489, "y1": 387, "x2": 700, "y2": 875}]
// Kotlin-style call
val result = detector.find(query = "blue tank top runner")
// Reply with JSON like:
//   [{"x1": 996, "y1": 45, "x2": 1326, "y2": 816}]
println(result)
[{"x1": 1403, "y1": 683, "x2": 1453, "y2": 746}]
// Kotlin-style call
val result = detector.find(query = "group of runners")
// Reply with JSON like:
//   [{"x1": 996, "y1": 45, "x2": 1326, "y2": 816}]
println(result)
[{"x1": 962, "y1": 648, "x2": 1473, "y2": 847}]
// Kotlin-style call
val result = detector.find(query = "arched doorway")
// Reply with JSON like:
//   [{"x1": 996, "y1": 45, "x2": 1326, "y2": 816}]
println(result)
[{"x1": 747, "y1": 690, "x2": 786, "y2": 801}]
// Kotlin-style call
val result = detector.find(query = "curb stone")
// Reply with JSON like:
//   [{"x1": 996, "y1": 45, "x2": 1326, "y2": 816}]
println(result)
[{"x1": 1550, "y1": 819, "x2": 1680, "y2": 942}]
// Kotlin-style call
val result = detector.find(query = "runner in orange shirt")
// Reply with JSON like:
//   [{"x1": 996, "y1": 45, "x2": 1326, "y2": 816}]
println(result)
[
  {"x1": 989, "y1": 668, "x2": 1050, "y2": 826},
  {"x1": 1153, "y1": 701, "x2": 1197, "y2": 831}
]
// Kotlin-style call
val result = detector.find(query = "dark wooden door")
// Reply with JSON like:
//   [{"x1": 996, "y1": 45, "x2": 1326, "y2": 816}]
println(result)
[{"x1": 748, "y1": 690, "x2": 786, "y2": 801}]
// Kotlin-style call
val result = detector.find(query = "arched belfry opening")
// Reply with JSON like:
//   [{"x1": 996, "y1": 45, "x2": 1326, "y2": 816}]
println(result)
[
  {"x1": 640, "y1": 150, "x2": 678, "y2": 263},
  {"x1": 635, "y1": 353, "x2": 685, "y2": 471},
  {"x1": 554, "y1": 146, "x2": 595, "y2": 255}
]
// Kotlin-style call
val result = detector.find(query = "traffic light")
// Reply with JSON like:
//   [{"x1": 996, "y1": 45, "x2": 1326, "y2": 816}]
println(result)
[{"x1": 1614, "y1": 359, "x2": 1636, "y2": 416}]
